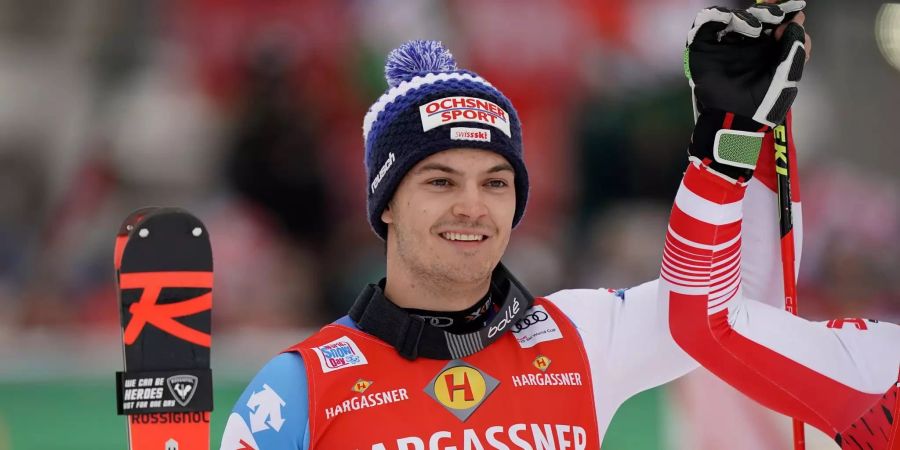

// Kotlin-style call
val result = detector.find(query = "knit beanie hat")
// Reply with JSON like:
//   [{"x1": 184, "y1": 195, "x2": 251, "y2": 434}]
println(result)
[{"x1": 363, "y1": 40, "x2": 528, "y2": 240}]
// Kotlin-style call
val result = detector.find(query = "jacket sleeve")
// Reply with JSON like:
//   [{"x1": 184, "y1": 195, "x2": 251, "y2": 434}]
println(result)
[
  {"x1": 546, "y1": 129, "x2": 810, "y2": 428},
  {"x1": 660, "y1": 157, "x2": 900, "y2": 446},
  {"x1": 220, "y1": 353, "x2": 311, "y2": 450},
  {"x1": 547, "y1": 126, "x2": 806, "y2": 408}
]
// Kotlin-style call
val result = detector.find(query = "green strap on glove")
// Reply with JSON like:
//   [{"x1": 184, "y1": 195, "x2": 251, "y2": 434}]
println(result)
[{"x1": 715, "y1": 130, "x2": 764, "y2": 170}]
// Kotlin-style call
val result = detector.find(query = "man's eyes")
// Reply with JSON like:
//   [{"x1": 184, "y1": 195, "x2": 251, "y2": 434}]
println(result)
[
  {"x1": 423, "y1": 178, "x2": 509, "y2": 188},
  {"x1": 428, "y1": 178, "x2": 451, "y2": 187}
]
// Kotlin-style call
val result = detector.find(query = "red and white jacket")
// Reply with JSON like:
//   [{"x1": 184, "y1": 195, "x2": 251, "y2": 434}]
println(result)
[{"x1": 661, "y1": 150, "x2": 900, "y2": 448}]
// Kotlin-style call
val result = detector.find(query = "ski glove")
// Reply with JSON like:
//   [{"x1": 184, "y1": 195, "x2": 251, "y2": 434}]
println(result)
[{"x1": 685, "y1": 1, "x2": 807, "y2": 181}]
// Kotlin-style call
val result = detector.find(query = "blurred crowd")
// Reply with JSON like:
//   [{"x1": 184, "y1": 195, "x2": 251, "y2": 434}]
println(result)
[{"x1": 0, "y1": 0, "x2": 897, "y2": 338}]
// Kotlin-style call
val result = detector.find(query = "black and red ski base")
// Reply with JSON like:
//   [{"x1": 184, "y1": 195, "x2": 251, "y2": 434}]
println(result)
[{"x1": 115, "y1": 208, "x2": 214, "y2": 450}]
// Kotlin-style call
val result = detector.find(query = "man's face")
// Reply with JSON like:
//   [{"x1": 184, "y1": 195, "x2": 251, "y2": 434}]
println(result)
[{"x1": 382, "y1": 148, "x2": 516, "y2": 290}]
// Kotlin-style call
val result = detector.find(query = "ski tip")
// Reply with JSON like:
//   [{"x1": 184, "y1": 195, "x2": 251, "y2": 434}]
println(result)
[
  {"x1": 115, "y1": 207, "x2": 163, "y2": 270},
  {"x1": 129, "y1": 208, "x2": 208, "y2": 239},
  {"x1": 119, "y1": 207, "x2": 213, "y2": 273}
]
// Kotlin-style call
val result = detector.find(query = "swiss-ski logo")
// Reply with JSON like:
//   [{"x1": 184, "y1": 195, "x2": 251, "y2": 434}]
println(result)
[
  {"x1": 450, "y1": 127, "x2": 491, "y2": 142},
  {"x1": 166, "y1": 375, "x2": 198, "y2": 407}
]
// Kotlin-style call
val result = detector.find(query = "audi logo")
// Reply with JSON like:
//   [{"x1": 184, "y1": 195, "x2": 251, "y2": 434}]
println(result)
[{"x1": 511, "y1": 310, "x2": 549, "y2": 333}]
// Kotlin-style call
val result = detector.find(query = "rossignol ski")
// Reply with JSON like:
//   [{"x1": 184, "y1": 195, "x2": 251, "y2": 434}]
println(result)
[{"x1": 115, "y1": 207, "x2": 214, "y2": 450}]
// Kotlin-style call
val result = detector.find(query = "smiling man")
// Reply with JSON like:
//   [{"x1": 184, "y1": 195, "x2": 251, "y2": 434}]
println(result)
[
  {"x1": 381, "y1": 149, "x2": 516, "y2": 311},
  {"x1": 221, "y1": 5, "x2": 899, "y2": 448}
]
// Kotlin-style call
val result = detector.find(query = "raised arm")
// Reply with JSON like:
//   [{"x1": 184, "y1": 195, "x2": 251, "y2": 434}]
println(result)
[
  {"x1": 548, "y1": 137, "x2": 808, "y2": 436},
  {"x1": 663, "y1": 156, "x2": 900, "y2": 444},
  {"x1": 664, "y1": 4, "x2": 900, "y2": 448},
  {"x1": 549, "y1": 3, "x2": 811, "y2": 411}
]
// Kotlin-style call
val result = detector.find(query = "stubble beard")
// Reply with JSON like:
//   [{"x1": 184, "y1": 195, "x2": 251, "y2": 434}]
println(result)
[{"x1": 394, "y1": 225, "x2": 495, "y2": 292}]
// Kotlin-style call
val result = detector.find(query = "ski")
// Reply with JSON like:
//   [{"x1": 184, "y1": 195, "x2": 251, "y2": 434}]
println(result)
[{"x1": 114, "y1": 208, "x2": 214, "y2": 450}]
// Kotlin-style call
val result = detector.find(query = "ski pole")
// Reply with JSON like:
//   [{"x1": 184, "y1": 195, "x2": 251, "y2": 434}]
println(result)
[
  {"x1": 773, "y1": 111, "x2": 805, "y2": 450},
  {"x1": 756, "y1": 2, "x2": 805, "y2": 448}
]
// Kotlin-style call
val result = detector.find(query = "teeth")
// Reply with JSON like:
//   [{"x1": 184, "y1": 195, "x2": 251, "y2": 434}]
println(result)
[{"x1": 442, "y1": 232, "x2": 484, "y2": 242}]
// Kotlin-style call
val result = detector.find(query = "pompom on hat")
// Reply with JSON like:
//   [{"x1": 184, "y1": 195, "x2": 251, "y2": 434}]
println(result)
[{"x1": 363, "y1": 40, "x2": 528, "y2": 240}]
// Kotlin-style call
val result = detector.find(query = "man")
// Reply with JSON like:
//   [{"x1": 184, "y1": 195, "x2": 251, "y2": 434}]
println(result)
[{"x1": 221, "y1": 3, "x2": 899, "y2": 449}]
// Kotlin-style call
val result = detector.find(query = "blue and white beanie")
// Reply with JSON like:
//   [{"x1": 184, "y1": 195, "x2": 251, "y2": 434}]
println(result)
[{"x1": 364, "y1": 40, "x2": 528, "y2": 240}]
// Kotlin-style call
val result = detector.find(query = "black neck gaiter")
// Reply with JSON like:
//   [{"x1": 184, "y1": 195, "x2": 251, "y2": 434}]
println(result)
[
  {"x1": 348, "y1": 262, "x2": 535, "y2": 360},
  {"x1": 403, "y1": 291, "x2": 493, "y2": 334}
]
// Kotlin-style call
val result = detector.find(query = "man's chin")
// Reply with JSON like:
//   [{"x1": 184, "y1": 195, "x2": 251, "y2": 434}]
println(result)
[{"x1": 439, "y1": 260, "x2": 497, "y2": 285}]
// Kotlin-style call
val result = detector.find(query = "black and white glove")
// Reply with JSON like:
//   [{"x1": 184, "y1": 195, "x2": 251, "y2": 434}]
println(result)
[{"x1": 685, "y1": 1, "x2": 807, "y2": 181}]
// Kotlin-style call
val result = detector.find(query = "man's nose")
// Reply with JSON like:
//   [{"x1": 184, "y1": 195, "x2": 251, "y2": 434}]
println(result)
[{"x1": 451, "y1": 183, "x2": 489, "y2": 219}]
